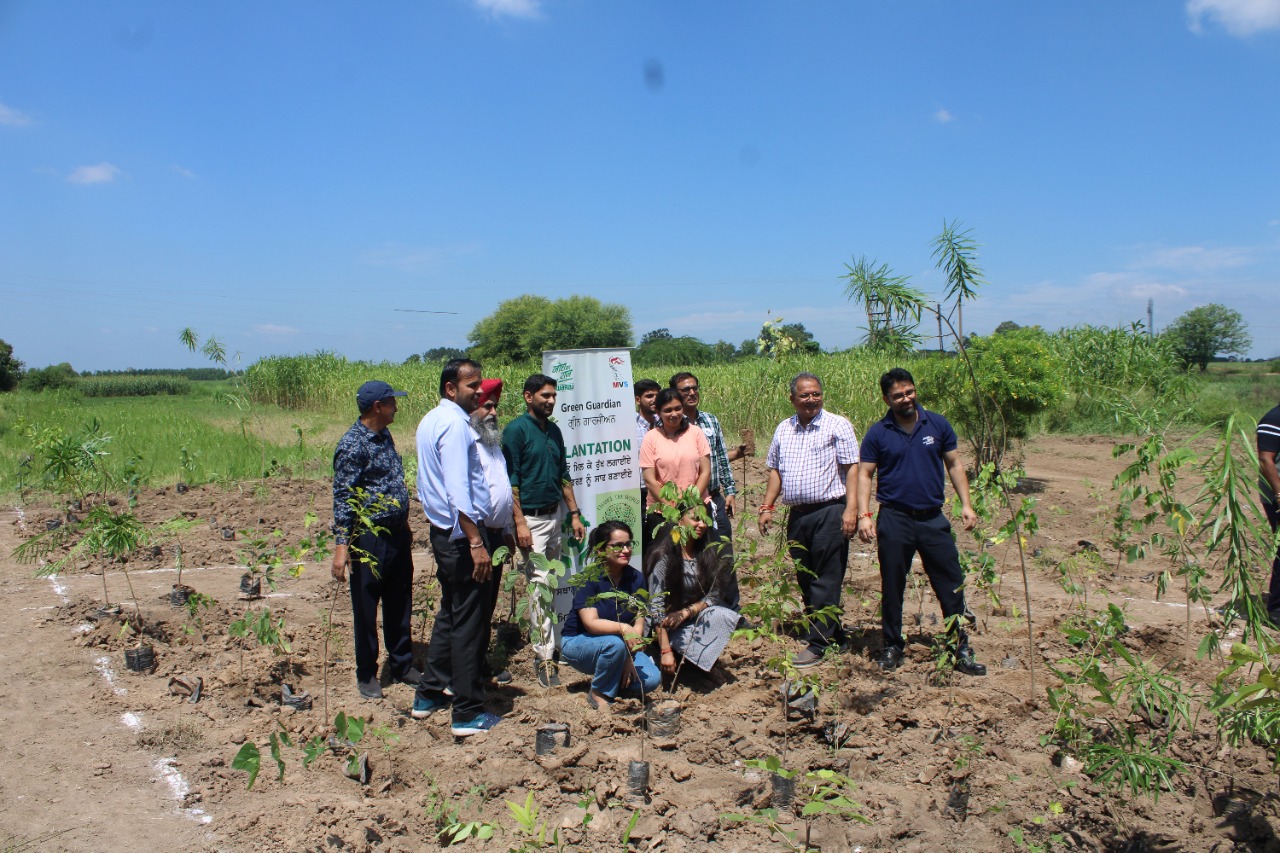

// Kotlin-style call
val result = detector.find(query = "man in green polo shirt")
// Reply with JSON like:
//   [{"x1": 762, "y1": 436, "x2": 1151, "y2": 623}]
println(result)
[{"x1": 502, "y1": 373, "x2": 587, "y2": 688}]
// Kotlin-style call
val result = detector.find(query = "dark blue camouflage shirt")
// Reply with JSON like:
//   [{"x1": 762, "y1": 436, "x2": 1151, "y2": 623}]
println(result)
[{"x1": 332, "y1": 420, "x2": 410, "y2": 544}]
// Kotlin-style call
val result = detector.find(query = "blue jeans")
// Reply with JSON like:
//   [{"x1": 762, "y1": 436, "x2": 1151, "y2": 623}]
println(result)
[{"x1": 560, "y1": 634, "x2": 661, "y2": 700}]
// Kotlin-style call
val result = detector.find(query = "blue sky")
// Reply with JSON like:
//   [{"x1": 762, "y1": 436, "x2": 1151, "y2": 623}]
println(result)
[{"x1": 3, "y1": 0, "x2": 1278, "y2": 371}]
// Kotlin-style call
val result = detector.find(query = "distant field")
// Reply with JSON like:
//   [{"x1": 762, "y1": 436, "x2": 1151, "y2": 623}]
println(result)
[
  {"x1": 0, "y1": 381, "x2": 342, "y2": 493},
  {"x1": 4, "y1": 347, "x2": 1278, "y2": 497}
]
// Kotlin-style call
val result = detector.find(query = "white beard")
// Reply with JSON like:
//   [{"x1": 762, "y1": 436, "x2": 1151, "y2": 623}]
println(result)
[{"x1": 472, "y1": 414, "x2": 502, "y2": 448}]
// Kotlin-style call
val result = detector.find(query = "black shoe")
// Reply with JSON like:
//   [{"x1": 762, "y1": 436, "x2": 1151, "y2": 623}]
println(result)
[
  {"x1": 955, "y1": 646, "x2": 987, "y2": 677},
  {"x1": 876, "y1": 646, "x2": 904, "y2": 672},
  {"x1": 396, "y1": 667, "x2": 424, "y2": 686},
  {"x1": 357, "y1": 677, "x2": 383, "y2": 699},
  {"x1": 536, "y1": 661, "x2": 561, "y2": 689},
  {"x1": 494, "y1": 669, "x2": 513, "y2": 685}
]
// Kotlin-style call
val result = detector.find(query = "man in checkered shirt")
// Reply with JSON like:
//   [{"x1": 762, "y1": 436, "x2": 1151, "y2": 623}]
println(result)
[
  {"x1": 1258, "y1": 403, "x2": 1280, "y2": 622},
  {"x1": 758, "y1": 372, "x2": 859, "y2": 668}
]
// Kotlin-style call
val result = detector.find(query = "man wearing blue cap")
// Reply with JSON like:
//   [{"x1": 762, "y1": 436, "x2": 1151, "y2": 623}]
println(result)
[{"x1": 332, "y1": 380, "x2": 420, "y2": 700}]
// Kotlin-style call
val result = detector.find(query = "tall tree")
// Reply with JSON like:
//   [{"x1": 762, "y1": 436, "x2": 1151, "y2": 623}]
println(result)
[
  {"x1": 1162, "y1": 304, "x2": 1251, "y2": 371},
  {"x1": 468, "y1": 295, "x2": 632, "y2": 363},
  {"x1": 0, "y1": 339, "x2": 23, "y2": 392}
]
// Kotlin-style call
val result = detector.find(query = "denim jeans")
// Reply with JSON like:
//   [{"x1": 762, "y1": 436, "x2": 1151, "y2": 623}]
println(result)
[{"x1": 560, "y1": 633, "x2": 661, "y2": 700}]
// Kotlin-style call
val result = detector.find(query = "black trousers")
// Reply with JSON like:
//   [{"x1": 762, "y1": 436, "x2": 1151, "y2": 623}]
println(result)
[
  {"x1": 787, "y1": 500, "x2": 848, "y2": 652},
  {"x1": 418, "y1": 526, "x2": 496, "y2": 722},
  {"x1": 1267, "y1": 505, "x2": 1280, "y2": 615},
  {"x1": 348, "y1": 522, "x2": 414, "y2": 683},
  {"x1": 877, "y1": 506, "x2": 969, "y2": 651},
  {"x1": 709, "y1": 491, "x2": 740, "y2": 610}
]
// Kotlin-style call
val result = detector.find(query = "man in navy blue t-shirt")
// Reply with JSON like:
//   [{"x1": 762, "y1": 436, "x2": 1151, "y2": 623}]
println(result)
[
  {"x1": 1257, "y1": 404, "x2": 1280, "y2": 621},
  {"x1": 855, "y1": 367, "x2": 986, "y2": 676}
]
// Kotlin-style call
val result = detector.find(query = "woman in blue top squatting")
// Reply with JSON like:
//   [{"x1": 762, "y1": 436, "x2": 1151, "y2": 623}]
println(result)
[{"x1": 560, "y1": 520, "x2": 662, "y2": 710}]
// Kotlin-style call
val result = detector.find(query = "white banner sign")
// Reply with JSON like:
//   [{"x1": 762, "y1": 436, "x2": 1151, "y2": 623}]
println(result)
[{"x1": 542, "y1": 348, "x2": 642, "y2": 619}]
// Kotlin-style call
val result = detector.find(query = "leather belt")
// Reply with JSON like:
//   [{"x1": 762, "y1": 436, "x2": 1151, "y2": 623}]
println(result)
[{"x1": 879, "y1": 502, "x2": 943, "y2": 519}]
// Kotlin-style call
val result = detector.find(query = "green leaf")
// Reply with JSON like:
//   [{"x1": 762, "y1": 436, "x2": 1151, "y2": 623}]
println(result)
[
  {"x1": 232, "y1": 742, "x2": 262, "y2": 790},
  {"x1": 269, "y1": 732, "x2": 286, "y2": 782}
]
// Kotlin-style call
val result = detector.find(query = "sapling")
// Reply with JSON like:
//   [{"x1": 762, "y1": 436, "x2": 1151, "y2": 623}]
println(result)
[
  {"x1": 180, "y1": 327, "x2": 270, "y2": 479},
  {"x1": 155, "y1": 515, "x2": 202, "y2": 598},
  {"x1": 1044, "y1": 604, "x2": 1190, "y2": 801},
  {"x1": 15, "y1": 504, "x2": 148, "y2": 625},
  {"x1": 725, "y1": 758, "x2": 870, "y2": 851},
  {"x1": 494, "y1": 544, "x2": 568, "y2": 667}
]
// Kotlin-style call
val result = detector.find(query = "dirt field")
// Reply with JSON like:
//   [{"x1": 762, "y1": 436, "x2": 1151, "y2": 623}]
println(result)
[{"x1": 2, "y1": 434, "x2": 1278, "y2": 852}]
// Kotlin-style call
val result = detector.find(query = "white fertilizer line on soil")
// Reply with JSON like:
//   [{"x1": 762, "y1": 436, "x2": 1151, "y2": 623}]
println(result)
[
  {"x1": 21, "y1": 518, "x2": 216, "y2": 834},
  {"x1": 95, "y1": 655, "x2": 127, "y2": 696},
  {"x1": 46, "y1": 575, "x2": 69, "y2": 604},
  {"x1": 1122, "y1": 596, "x2": 1187, "y2": 610},
  {"x1": 155, "y1": 757, "x2": 213, "y2": 825}
]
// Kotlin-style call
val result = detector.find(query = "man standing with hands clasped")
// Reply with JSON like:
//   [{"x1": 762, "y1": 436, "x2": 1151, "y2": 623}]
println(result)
[
  {"x1": 331, "y1": 380, "x2": 419, "y2": 700},
  {"x1": 758, "y1": 372, "x2": 860, "y2": 668},
  {"x1": 502, "y1": 374, "x2": 587, "y2": 689},
  {"x1": 856, "y1": 367, "x2": 986, "y2": 676},
  {"x1": 412, "y1": 359, "x2": 502, "y2": 736}
]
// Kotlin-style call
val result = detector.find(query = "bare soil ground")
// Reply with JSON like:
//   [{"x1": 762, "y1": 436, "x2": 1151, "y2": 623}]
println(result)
[{"x1": 3, "y1": 434, "x2": 1279, "y2": 852}]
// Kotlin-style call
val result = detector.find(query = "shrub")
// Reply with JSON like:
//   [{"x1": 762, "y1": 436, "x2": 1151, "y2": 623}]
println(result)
[
  {"x1": 20, "y1": 363, "x2": 78, "y2": 392},
  {"x1": 947, "y1": 329, "x2": 1064, "y2": 466}
]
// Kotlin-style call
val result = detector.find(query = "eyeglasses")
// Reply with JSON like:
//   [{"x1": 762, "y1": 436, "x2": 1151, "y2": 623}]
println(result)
[
  {"x1": 677, "y1": 385, "x2": 699, "y2": 394},
  {"x1": 605, "y1": 541, "x2": 634, "y2": 552},
  {"x1": 794, "y1": 391, "x2": 822, "y2": 401}
]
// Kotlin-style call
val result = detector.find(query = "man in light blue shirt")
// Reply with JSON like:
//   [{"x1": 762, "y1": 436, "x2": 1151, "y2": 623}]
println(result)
[{"x1": 411, "y1": 358, "x2": 502, "y2": 737}]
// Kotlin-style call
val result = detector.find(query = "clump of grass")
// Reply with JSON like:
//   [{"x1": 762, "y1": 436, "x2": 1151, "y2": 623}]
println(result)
[{"x1": 136, "y1": 719, "x2": 205, "y2": 751}]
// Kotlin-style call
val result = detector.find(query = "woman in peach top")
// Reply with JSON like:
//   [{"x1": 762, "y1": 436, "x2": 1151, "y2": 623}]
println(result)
[{"x1": 639, "y1": 388, "x2": 711, "y2": 514}]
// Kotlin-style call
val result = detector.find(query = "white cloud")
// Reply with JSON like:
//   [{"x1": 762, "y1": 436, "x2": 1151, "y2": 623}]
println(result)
[
  {"x1": 360, "y1": 242, "x2": 480, "y2": 274},
  {"x1": 252, "y1": 324, "x2": 299, "y2": 336},
  {"x1": 0, "y1": 100, "x2": 33, "y2": 127},
  {"x1": 473, "y1": 0, "x2": 542, "y2": 19},
  {"x1": 170, "y1": 165, "x2": 197, "y2": 179},
  {"x1": 934, "y1": 108, "x2": 954, "y2": 123},
  {"x1": 1187, "y1": 0, "x2": 1280, "y2": 36},
  {"x1": 1132, "y1": 243, "x2": 1254, "y2": 273},
  {"x1": 67, "y1": 163, "x2": 122, "y2": 185}
]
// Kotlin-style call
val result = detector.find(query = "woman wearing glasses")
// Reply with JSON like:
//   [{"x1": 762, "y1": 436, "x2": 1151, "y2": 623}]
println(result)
[
  {"x1": 560, "y1": 520, "x2": 662, "y2": 710},
  {"x1": 644, "y1": 502, "x2": 737, "y2": 687}
]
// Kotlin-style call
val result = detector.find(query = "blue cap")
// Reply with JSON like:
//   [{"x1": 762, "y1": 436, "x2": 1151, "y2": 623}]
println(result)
[{"x1": 357, "y1": 380, "x2": 408, "y2": 411}]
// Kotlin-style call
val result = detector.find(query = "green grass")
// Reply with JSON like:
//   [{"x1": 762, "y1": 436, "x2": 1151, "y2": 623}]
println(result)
[
  {"x1": 0, "y1": 382, "x2": 342, "y2": 494},
  {"x1": 6, "y1": 344, "x2": 1278, "y2": 499},
  {"x1": 244, "y1": 350, "x2": 961, "y2": 442}
]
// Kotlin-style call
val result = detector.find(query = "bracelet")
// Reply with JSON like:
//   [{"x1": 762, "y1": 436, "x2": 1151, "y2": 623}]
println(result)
[
  {"x1": 660, "y1": 648, "x2": 673, "y2": 654},
  {"x1": 759, "y1": 504, "x2": 775, "y2": 513},
  {"x1": 859, "y1": 512, "x2": 873, "y2": 520},
  {"x1": 469, "y1": 543, "x2": 484, "y2": 549}
]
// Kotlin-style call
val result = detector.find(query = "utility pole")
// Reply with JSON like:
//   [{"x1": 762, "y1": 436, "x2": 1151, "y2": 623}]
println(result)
[
  {"x1": 1147, "y1": 299, "x2": 1154, "y2": 338},
  {"x1": 937, "y1": 303, "x2": 943, "y2": 352}
]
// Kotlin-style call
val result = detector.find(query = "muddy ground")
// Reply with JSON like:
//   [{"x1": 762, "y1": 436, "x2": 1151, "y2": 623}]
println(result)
[{"x1": 2, "y1": 434, "x2": 1279, "y2": 852}]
